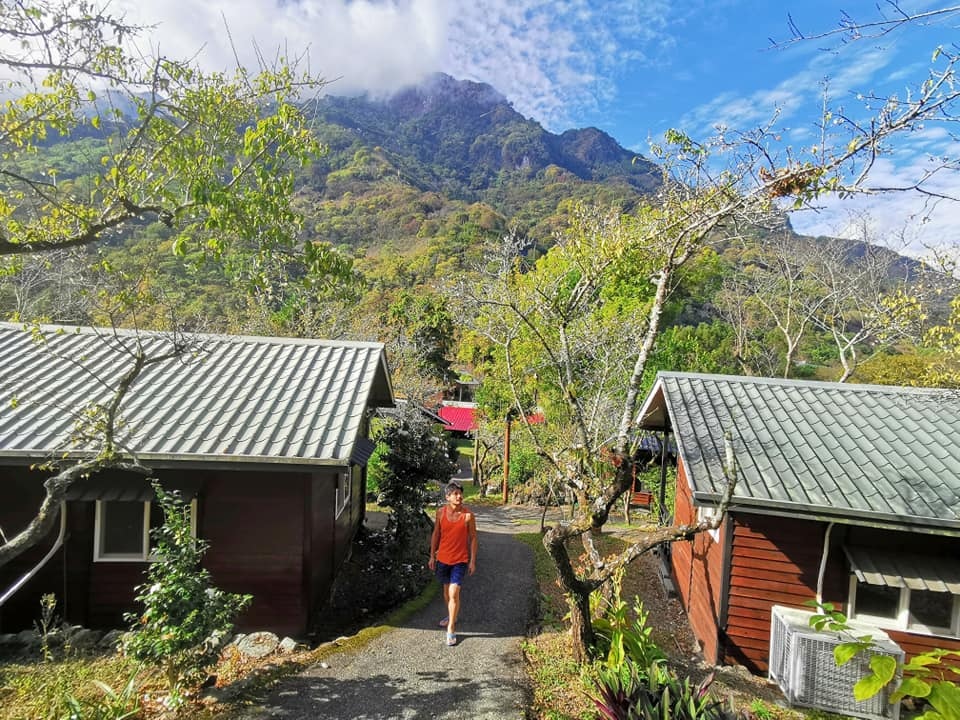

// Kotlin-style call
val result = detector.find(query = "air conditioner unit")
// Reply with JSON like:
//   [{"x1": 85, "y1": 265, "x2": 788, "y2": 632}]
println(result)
[{"x1": 769, "y1": 605, "x2": 904, "y2": 720}]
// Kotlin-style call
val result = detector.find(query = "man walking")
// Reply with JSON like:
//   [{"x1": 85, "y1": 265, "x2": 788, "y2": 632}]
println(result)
[{"x1": 428, "y1": 480, "x2": 478, "y2": 646}]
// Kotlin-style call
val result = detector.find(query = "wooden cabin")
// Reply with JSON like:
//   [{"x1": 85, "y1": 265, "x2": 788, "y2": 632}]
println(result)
[
  {"x1": 0, "y1": 323, "x2": 393, "y2": 637},
  {"x1": 639, "y1": 373, "x2": 960, "y2": 674}
]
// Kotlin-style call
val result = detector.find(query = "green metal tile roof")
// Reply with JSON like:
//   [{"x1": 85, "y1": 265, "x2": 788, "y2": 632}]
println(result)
[
  {"x1": 0, "y1": 323, "x2": 393, "y2": 467},
  {"x1": 639, "y1": 372, "x2": 960, "y2": 532}
]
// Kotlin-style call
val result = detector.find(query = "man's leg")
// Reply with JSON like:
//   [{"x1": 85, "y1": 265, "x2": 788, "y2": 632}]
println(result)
[
  {"x1": 446, "y1": 582, "x2": 461, "y2": 634},
  {"x1": 441, "y1": 583, "x2": 451, "y2": 623}
]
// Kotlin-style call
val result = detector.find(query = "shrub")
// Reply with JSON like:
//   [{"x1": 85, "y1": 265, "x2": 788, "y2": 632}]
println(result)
[
  {"x1": 593, "y1": 660, "x2": 742, "y2": 720},
  {"x1": 508, "y1": 445, "x2": 542, "y2": 487},
  {"x1": 592, "y1": 570, "x2": 665, "y2": 673},
  {"x1": 122, "y1": 482, "x2": 251, "y2": 703},
  {"x1": 375, "y1": 414, "x2": 456, "y2": 541}
]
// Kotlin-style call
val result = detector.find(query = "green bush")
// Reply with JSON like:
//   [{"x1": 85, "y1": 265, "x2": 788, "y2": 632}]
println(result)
[
  {"x1": 591, "y1": 573, "x2": 740, "y2": 720},
  {"x1": 375, "y1": 415, "x2": 457, "y2": 541},
  {"x1": 122, "y1": 482, "x2": 251, "y2": 703},
  {"x1": 366, "y1": 441, "x2": 388, "y2": 496},
  {"x1": 508, "y1": 445, "x2": 542, "y2": 487},
  {"x1": 593, "y1": 598, "x2": 665, "y2": 674}
]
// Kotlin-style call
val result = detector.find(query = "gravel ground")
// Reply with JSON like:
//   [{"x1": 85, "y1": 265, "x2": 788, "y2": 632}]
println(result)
[
  {"x1": 235, "y1": 505, "x2": 537, "y2": 720},
  {"x1": 229, "y1": 504, "x2": 792, "y2": 720}
]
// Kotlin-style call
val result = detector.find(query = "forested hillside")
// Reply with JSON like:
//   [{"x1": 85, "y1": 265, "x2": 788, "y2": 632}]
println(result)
[{"x1": 1, "y1": 73, "x2": 952, "y2": 399}]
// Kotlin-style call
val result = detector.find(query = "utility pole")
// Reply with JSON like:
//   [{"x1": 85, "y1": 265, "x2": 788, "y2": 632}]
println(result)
[{"x1": 502, "y1": 409, "x2": 516, "y2": 504}]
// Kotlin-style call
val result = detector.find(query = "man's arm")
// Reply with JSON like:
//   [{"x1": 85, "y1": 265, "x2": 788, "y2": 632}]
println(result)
[
  {"x1": 428, "y1": 507, "x2": 441, "y2": 570},
  {"x1": 467, "y1": 514, "x2": 478, "y2": 575}
]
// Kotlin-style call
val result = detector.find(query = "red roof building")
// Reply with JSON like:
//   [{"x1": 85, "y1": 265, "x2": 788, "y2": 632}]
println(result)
[{"x1": 437, "y1": 403, "x2": 478, "y2": 432}]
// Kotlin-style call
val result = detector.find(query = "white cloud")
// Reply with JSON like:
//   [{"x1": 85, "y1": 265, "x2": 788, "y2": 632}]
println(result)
[
  {"x1": 113, "y1": 0, "x2": 683, "y2": 131},
  {"x1": 113, "y1": 0, "x2": 452, "y2": 95},
  {"x1": 680, "y1": 41, "x2": 896, "y2": 139},
  {"x1": 789, "y1": 155, "x2": 960, "y2": 256}
]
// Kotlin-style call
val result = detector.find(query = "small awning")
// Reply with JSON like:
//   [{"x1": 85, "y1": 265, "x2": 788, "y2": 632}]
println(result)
[
  {"x1": 350, "y1": 437, "x2": 378, "y2": 466},
  {"x1": 65, "y1": 476, "x2": 202, "y2": 502},
  {"x1": 844, "y1": 545, "x2": 960, "y2": 594}
]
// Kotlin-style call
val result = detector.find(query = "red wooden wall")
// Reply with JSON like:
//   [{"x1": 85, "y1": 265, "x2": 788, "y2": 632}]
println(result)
[
  {"x1": 0, "y1": 463, "x2": 356, "y2": 638},
  {"x1": 670, "y1": 460, "x2": 725, "y2": 664},
  {"x1": 202, "y1": 469, "x2": 315, "y2": 636},
  {"x1": 721, "y1": 513, "x2": 846, "y2": 672},
  {"x1": 669, "y1": 458, "x2": 960, "y2": 674}
]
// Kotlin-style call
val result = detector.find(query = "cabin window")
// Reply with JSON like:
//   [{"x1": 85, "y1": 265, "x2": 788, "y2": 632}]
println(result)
[
  {"x1": 848, "y1": 577, "x2": 960, "y2": 637},
  {"x1": 852, "y1": 581, "x2": 901, "y2": 621},
  {"x1": 94, "y1": 499, "x2": 196, "y2": 562},
  {"x1": 909, "y1": 590, "x2": 958, "y2": 634},
  {"x1": 335, "y1": 471, "x2": 351, "y2": 518}
]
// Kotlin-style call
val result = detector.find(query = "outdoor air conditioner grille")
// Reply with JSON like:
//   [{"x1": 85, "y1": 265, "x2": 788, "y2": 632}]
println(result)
[
  {"x1": 793, "y1": 634, "x2": 899, "y2": 718},
  {"x1": 769, "y1": 606, "x2": 903, "y2": 720}
]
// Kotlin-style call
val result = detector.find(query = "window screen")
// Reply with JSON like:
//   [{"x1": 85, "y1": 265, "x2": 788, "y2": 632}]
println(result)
[
  {"x1": 910, "y1": 590, "x2": 953, "y2": 630},
  {"x1": 855, "y1": 582, "x2": 900, "y2": 619},
  {"x1": 99, "y1": 501, "x2": 145, "y2": 556}
]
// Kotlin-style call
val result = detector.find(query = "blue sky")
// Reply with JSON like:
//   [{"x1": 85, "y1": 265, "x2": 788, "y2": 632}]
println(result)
[{"x1": 120, "y1": 0, "x2": 960, "y2": 254}]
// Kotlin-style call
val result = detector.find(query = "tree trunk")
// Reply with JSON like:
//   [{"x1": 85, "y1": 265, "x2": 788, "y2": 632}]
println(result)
[
  {"x1": 543, "y1": 525, "x2": 595, "y2": 662},
  {"x1": 567, "y1": 588, "x2": 593, "y2": 664}
]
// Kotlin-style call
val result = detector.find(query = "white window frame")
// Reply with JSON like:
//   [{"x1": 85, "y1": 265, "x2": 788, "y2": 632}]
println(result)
[
  {"x1": 848, "y1": 575, "x2": 960, "y2": 638},
  {"x1": 696, "y1": 506, "x2": 721, "y2": 543},
  {"x1": 93, "y1": 498, "x2": 197, "y2": 562},
  {"x1": 335, "y1": 471, "x2": 351, "y2": 518}
]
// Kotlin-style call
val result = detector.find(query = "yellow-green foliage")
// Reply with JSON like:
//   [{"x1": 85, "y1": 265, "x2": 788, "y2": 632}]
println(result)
[{"x1": 0, "y1": 654, "x2": 141, "y2": 720}]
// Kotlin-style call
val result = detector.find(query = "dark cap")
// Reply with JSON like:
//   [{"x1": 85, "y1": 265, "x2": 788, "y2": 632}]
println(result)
[{"x1": 445, "y1": 480, "x2": 463, "y2": 494}]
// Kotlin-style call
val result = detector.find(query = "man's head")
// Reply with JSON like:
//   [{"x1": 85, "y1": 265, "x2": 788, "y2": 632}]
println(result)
[{"x1": 445, "y1": 481, "x2": 463, "y2": 502}]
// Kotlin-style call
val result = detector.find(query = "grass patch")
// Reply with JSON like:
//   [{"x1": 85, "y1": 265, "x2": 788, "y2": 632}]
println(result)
[
  {"x1": 0, "y1": 652, "x2": 148, "y2": 720},
  {"x1": 515, "y1": 531, "x2": 597, "y2": 719},
  {"x1": 452, "y1": 438, "x2": 474, "y2": 459},
  {"x1": 515, "y1": 533, "x2": 566, "y2": 629},
  {"x1": 521, "y1": 633, "x2": 595, "y2": 720},
  {"x1": 0, "y1": 579, "x2": 444, "y2": 720}
]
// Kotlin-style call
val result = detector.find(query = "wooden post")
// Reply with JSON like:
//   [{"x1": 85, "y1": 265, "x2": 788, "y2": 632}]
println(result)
[
  {"x1": 472, "y1": 432, "x2": 480, "y2": 485},
  {"x1": 502, "y1": 412, "x2": 512, "y2": 504}
]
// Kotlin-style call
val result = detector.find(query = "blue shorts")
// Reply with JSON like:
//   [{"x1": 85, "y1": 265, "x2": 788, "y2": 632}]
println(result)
[{"x1": 435, "y1": 561, "x2": 468, "y2": 586}]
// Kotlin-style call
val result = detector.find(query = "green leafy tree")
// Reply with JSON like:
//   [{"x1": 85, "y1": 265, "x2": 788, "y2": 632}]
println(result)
[
  {"x1": 0, "y1": 0, "x2": 354, "y2": 565},
  {"x1": 123, "y1": 482, "x2": 251, "y2": 700},
  {"x1": 375, "y1": 411, "x2": 457, "y2": 542},
  {"x1": 0, "y1": 0, "x2": 351, "y2": 293},
  {"x1": 460, "y1": 62, "x2": 960, "y2": 656},
  {"x1": 383, "y1": 287, "x2": 455, "y2": 387}
]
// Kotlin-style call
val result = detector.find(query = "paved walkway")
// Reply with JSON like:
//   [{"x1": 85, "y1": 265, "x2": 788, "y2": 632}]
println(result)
[{"x1": 237, "y1": 505, "x2": 539, "y2": 720}]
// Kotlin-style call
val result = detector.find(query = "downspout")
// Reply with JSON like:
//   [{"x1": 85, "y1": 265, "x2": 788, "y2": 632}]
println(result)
[
  {"x1": 816, "y1": 521, "x2": 835, "y2": 605},
  {"x1": 0, "y1": 503, "x2": 67, "y2": 609},
  {"x1": 658, "y1": 429, "x2": 670, "y2": 526},
  {"x1": 715, "y1": 431, "x2": 736, "y2": 665}
]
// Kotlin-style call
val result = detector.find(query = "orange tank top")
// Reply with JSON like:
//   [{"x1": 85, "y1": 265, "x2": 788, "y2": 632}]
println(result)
[{"x1": 436, "y1": 506, "x2": 470, "y2": 565}]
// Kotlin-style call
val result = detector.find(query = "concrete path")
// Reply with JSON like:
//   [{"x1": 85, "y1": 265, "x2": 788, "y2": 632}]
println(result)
[{"x1": 237, "y1": 505, "x2": 538, "y2": 720}]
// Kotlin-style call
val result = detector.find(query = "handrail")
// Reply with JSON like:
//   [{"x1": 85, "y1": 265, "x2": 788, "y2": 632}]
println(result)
[{"x1": 0, "y1": 503, "x2": 67, "y2": 608}]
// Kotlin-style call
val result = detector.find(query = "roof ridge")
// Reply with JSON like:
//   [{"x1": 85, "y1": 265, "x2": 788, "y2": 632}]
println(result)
[
  {"x1": 655, "y1": 370, "x2": 949, "y2": 397},
  {"x1": 0, "y1": 322, "x2": 385, "y2": 350}
]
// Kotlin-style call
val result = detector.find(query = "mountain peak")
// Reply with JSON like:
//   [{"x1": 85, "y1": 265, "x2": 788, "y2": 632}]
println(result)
[{"x1": 388, "y1": 72, "x2": 509, "y2": 117}]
